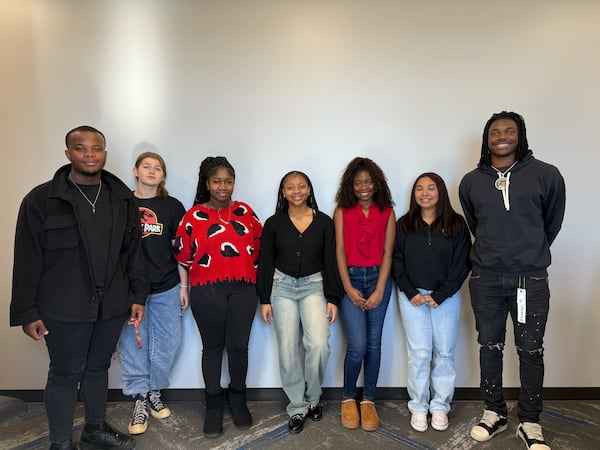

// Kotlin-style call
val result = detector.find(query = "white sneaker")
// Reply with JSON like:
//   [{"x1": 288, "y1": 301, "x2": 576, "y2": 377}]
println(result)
[
  {"x1": 470, "y1": 409, "x2": 507, "y2": 441},
  {"x1": 517, "y1": 422, "x2": 551, "y2": 449},
  {"x1": 410, "y1": 412, "x2": 428, "y2": 432},
  {"x1": 431, "y1": 411, "x2": 449, "y2": 431}
]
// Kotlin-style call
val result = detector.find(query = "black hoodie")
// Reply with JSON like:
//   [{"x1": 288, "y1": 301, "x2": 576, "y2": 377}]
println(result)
[{"x1": 459, "y1": 150, "x2": 565, "y2": 276}]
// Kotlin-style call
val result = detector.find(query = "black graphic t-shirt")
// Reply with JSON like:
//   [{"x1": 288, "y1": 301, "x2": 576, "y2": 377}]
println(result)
[{"x1": 135, "y1": 195, "x2": 186, "y2": 293}]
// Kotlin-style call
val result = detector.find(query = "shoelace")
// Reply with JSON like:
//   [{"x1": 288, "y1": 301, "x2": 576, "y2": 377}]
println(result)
[
  {"x1": 481, "y1": 410, "x2": 501, "y2": 426},
  {"x1": 131, "y1": 399, "x2": 148, "y2": 424},
  {"x1": 148, "y1": 391, "x2": 166, "y2": 411},
  {"x1": 521, "y1": 422, "x2": 545, "y2": 441}
]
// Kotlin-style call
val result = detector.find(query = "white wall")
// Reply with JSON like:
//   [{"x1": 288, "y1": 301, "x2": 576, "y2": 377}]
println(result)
[{"x1": 1, "y1": 0, "x2": 598, "y2": 391}]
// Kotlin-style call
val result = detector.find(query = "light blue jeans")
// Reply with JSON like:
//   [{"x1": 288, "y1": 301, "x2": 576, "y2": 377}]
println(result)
[
  {"x1": 119, "y1": 284, "x2": 183, "y2": 397},
  {"x1": 398, "y1": 288, "x2": 461, "y2": 414},
  {"x1": 271, "y1": 269, "x2": 331, "y2": 417}
]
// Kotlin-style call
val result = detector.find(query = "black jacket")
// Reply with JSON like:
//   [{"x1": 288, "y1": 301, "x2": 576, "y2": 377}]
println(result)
[{"x1": 10, "y1": 164, "x2": 149, "y2": 325}]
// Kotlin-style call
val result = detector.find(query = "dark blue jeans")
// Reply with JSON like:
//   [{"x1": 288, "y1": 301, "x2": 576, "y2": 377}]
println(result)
[
  {"x1": 340, "y1": 266, "x2": 392, "y2": 401},
  {"x1": 469, "y1": 273, "x2": 550, "y2": 423},
  {"x1": 43, "y1": 312, "x2": 128, "y2": 444}
]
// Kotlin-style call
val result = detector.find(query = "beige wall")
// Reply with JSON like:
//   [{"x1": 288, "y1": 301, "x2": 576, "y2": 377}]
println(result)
[{"x1": 1, "y1": 0, "x2": 597, "y2": 390}]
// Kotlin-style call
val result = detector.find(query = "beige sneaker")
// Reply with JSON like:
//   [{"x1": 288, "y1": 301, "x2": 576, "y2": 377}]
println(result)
[
  {"x1": 470, "y1": 409, "x2": 507, "y2": 441},
  {"x1": 410, "y1": 412, "x2": 428, "y2": 432},
  {"x1": 517, "y1": 422, "x2": 551, "y2": 449},
  {"x1": 431, "y1": 411, "x2": 448, "y2": 431}
]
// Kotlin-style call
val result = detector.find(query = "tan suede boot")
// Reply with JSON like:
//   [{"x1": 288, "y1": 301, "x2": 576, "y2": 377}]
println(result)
[
  {"x1": 341, "y1": 399, "x2": 360, "y2": 429},
  {"x1": 360, "y1": 400, "x2": 379, "y2": 431}
]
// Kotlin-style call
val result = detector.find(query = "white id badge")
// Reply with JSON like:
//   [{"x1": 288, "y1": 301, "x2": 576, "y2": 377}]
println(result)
[{"x1": 517, "y1": 288, "x2": 526, "y2": 324}]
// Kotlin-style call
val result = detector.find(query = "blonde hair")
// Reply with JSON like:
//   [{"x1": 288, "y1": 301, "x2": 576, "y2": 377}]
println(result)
[{"x1": 135, "y1": 152, "x2": 169, "y2": 197}]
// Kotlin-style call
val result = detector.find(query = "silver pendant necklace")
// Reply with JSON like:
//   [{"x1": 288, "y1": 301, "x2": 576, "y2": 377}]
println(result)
[
  {"x1": 491, "y1": 161, "x2": 518, "y2": 191},
  {"x1": 491, "y1": 161, "x2": 517, "y2": 211},
  {"x1": 69, "y1": 173, "x2": 102, "y2": 214}
]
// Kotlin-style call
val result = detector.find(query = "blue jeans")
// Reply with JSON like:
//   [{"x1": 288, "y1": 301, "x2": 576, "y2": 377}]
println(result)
[
  {"x1": 469, "y1": 273, "x2": 550, "y2": 422},
  {"x1": 119, "y1": 284, "x2": 183, "y2": 397},
  {"x1": 271, "y1": 269, "x2": 331, "y2": 417},
  {"x1": 398, "y1": 288, "x2": 461, "y2": 414},
  {"x1": 340, "y1": 266, "x2": 392, "y2": 401}
]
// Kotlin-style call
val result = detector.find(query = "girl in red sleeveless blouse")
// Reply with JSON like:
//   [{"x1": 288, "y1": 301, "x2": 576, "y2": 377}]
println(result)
[{"x1": 334, "y1": 157, "x2": 396, "y2": 432}]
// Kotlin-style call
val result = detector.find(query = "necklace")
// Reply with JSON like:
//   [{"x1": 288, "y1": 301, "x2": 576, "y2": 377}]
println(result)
[
  {"x1": 208, "y1": 202, "x2": 232, "y2": 224},
  {"x1": 490, "y1": 161, "x2": 517, "y2": 211},
  {"x1": 69, "y1": 173, "x2": 102, "y2": 214},
  {"x1": 217, "y1": 206, "x2": 231, "y2": 224},
  {"x1": 491, "y1": 161, "x2": 518, "y2": 190}
]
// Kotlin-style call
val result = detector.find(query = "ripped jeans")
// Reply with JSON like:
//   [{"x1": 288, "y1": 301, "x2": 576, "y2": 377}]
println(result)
[{"x1": 469, "y1": 272, "x2": 549, "y2": 423}]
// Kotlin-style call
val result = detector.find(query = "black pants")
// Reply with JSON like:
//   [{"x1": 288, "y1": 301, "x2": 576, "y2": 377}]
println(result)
[
  {"x1": 469, "y1": 273, "x2": 550, "y2": 422},
  {"x1": 190, "y1": 281, "x2": 257, "y2": 396},
  {"x1": 42, "y1": 313, "x2": 128, "y2": 443}
]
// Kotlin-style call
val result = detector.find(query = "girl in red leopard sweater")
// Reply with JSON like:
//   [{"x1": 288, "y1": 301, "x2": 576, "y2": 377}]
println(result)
[{"x1": 174, "y1": 156, "x2": 262, "y2": 439}]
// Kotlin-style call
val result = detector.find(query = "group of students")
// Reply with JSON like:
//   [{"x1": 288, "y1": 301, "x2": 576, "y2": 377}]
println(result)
[{"x1": 10, "y1": 110, "x2": 565, "y2": 450}]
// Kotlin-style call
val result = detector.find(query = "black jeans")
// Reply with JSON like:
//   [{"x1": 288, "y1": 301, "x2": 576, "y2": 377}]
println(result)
[
  {"x1": 469, "y1": 273, "x2": 549, "y2": 423},
  {"x1": 190, "y1": 281, "x2": 257, "y2": 396},
  {"x1": 42, "y1": 313, "x2": 128, "y2": 443}
]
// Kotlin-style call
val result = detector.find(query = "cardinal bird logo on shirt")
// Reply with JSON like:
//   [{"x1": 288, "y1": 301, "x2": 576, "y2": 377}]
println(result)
[{"x1": 139, "y1": 207, "x2": 164, "y2": 238}]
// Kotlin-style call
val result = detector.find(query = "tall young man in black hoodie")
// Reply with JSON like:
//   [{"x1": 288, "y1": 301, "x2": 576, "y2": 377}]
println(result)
[
  {"x1": 10, "y1": 126, "x2": 148, "y2": 450},
  {"x1": 459, "y1": 111, "x2": 565, "y2": 450}
]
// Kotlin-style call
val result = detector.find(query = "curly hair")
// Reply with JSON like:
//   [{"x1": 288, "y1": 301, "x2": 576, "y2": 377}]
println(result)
[
  {"x1": 134, "y1": 152, "x2": 169, "y2": 197},
  {"x1": 193, "y1": 156, "x2": 235, "y2": 205},
  {"x1": 479, "y1": 111, "x2": 530, "y2": 167},
  {"x1": 335, "y1": 157, "x2": 394, "y2": 211},
  {"x1": 275, "y1": 170, "x2": 319, "y2": 213},
  {"x1": 401, "y1": 172, "x2": 463, "y2": 237}
]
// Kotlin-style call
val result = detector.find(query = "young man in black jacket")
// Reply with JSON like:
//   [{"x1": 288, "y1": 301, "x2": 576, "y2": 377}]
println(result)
[
  {"x1": 459, "y1": 111, "x2": 565, "y2": 450},
  {"x1": 10, "y1": 126, "x2": 149, "y2": 450}
]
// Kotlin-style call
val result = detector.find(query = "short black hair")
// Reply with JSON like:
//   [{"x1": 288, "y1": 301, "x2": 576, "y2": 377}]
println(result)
[{"x1": 65, "y1": 125, "x2": 106, "y2": 148}]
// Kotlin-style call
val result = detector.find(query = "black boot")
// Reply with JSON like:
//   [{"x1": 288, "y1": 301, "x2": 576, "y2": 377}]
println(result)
[
  {"x1": 204, "y1": 392, "x2": 224, "y2": 439},
  {"x1": 227, "y1": 387, "x2": 252, "y2": 429},
  {"x1": 48, "y1": 441, "x2": 76, "y2": 450}
]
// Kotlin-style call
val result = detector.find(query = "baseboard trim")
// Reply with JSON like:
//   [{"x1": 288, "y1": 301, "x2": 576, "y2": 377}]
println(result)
[{"x1": 2, "y1": 387, "x2": 599, "y2": 403}]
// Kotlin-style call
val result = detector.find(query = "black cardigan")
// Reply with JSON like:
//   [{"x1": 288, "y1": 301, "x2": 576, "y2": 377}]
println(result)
[{"x1": 256, "y1": 210, "x2": 343, "y2": 305}]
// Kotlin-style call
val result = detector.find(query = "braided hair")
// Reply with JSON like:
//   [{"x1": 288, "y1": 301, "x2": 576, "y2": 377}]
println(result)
[
  {"x1": 193, "y1": 156, "x2": 235, "y2": 205},
  {"x1": 275, "y1": 170, "x2": 319, "y2": 213},
  {"x1": 479, "y1": 111, "x2": 530, "y2": 167}
]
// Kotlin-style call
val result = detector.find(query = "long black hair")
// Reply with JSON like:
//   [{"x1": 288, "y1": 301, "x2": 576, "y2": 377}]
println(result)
[
  {"x1": 479, "y1": 111, "x2": 530, "y2": 167},
  {"x1": 193, "y1": 156, "x2": 235, "y2": 205},
  {"x1": 335, "y1": 157, "x2": 394, "y2": 211},
  {"x1": 275, "y1": 171, "x2": 319, "y2": 213},
  {"x1": 402, "y1": 172, "x2": 463, "y2": 237}
]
